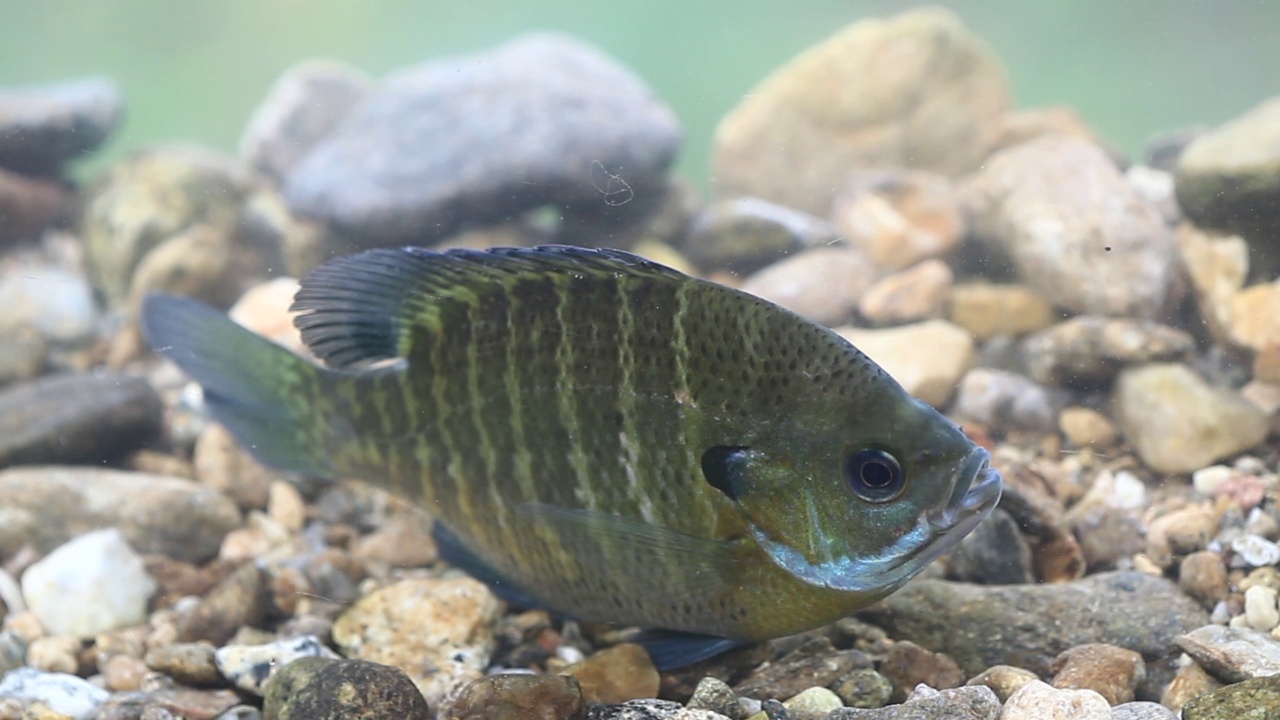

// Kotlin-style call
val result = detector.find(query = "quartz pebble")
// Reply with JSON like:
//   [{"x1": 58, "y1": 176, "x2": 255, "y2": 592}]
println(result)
[
  {"x1": 999, "y1": 680, "x2": 1109, "y2": 720},
  {"x1": 0, "y1": 668, "x2": 109, "y2": 720},
  {"x1": 1244, "y1": 585, "x2": 1280, "y2": 632},
  {"x1": 214, "y1": 635, "x2": 340, "y2": 695},
  {"x1": 1231, "y1": 534, "x2": 1280, "y2": 567},
  {"x1": 21, "y1": 529, "x2": 157, "y2": 639},
  {"x1": 782, "y1": 687, "x2": 842, "y2": 720}
]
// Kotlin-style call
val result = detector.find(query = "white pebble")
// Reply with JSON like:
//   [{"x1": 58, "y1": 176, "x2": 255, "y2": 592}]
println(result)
[
  {"x1": 0, "y1": 667, "x2": 108, "y2": 720},
  {"x1": 1232, "y1": 534, "x2": 1280, "y2": 567},
  {"x1": 1110, "y1": 470, "x2": 1148, "y2": 510},
  {"x1": 214, "y1": 634, "x2": 340, "y2": 695},
  {"x1": 1192, "y1": 465, "x2": 1234, "y2": 495},
  {"x1": 1245, "y1": 585, "x2": 1280, "y2": 631},
  {"x1": 21, "y1": 528, "x2": 157, "y2": 638}
]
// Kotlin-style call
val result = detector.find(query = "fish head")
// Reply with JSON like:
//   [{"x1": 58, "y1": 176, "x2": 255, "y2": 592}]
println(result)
[{"x1": 704, "y1": 391, "x2": 1002, "y2": 595}]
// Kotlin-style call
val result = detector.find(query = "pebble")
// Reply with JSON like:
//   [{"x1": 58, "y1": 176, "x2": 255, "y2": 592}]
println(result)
[
  {"x1": 1175, "y1": 624, "x2": 1280, "y2": 682},
  {"x1": 826, "y1": 684, "x2": 999, "y2": 719},
  {"x1": 0, "y1": 322, "x2": 47, "y2": 386},
  {"x1": 351, "y1": 512, "x2": 439, "y2": 569},
  {"x1": 993, "y1": 105, "x2": 1115, "y2": 158},
  {"x1": 856, "y1": 259, "x2": 953, "y2": 326},
  {"x1": 1181, "y1": 675, "x2": 1280, "y2": 719},
  {"x1": 286, "y1": 33, "x2": 679, "y2": 243},
  {"x1": 441, "y1": 673, "x2": 586, "y2": 720},
  {"x1": 193, "y1": 425, "x2": 279, "y2": 512},
  {"x1": 1049, "y1": 643, "x2": 1145, "y2": 705},
  {"x1": 998, "y1": 680, "x2": 1109, "y2": 720},
  {"x1": 175, "y1": 563, "x2": 268, "y2": 646},
  {"x1": 740, "y1": 246, "x2": 880, "y2": 326},
  {"x1": 964, "y1": 665, "x2": 1037, "y2": 704},
  {"x1": 1145, "y1": 504, "x2": 1218, "y2": 566},
  {"x1": 686, "y1": 677, "x2": 746, "y2": 720},
  {"x1": 944, "y1": 507, "x2": 1035, "y2": 585},
  {"x1": 682, "y1": 197, "x2": 841, "y2": 275},
  {"x1": 829, "y1": 669, "x2": 892, "y2": 709},
  {"x1": 879, "y1": 641, "x2": 963, "y2": 702},
  {"x1": 1058, "y1": 407, "x2": 1119, "y2": 448},
  {"x1": 1179, "y1": 551, "x2": 1230, "y2": 608},
  {"x1": 562, "y1": 643, "x2": 658, "y2": 704},
  {"x1": 781, "y1": 687, "x2": 842, "y2": 720},
  {"x1": 1162, "y1": 661, "x2": 1224, "y2": 712},
  {"x1": 238, "y1": 60, "x2": 370, "y2": 180},
  {"x1": 0, "y1": 668, "x2": 109, "y2": 720},
  {"x1": 1023, "y1": 316, "x2": 1195, "y2": 388},
  {"x1": 592, "y1": 699, "x2": 736, "y2": 720},
  {"x1": 0, "y1": 372, "x2": 162, "y2": 468},
  {"x1": 214, "y1": 635, "x2": 339, "y2": 695},
  {"x1": 1110, "y1": 701, "x2": 1179, "y2": 720},
  {"x1": 144, "y1": 642, "x2": 224, "y2": 687},
  {"x1": 1177, "y1": 225, "x2": 1248, "y2": 344},
  {"x1": 0, "y1": 630, "x2": 26, "y2": 675},
  {"x1": 26, "y1": 634, "x2": 81, "y2": 674},
  {"x1": 964, "y1": 134, "x2": 1177, "y2": 318},
  {"x1": 1126, "y1": 164, "x2": 1180, "y2": 224},
  {"x1": 0, "y1": 466, "x2": 240, "y2": 564},
  {"x1": 266, "y1": 481, "x2": 307, "y2": 534},
  {"x1": 953, "y1": 368, "x2": 1060, "y2": 434},
  {"x1": 227, "y1": 278, "x2": 307, "y2": 356},
  {"x1": 0, "y1": 76, "x2": 122, "y2": 174},
  {"x1": 0, "y1": 261, "x2": 98, "y2": 344},
  {"x1": 0, "y1": 168, "x2": 68, "y2": 246},
  {"x1": 733, "y1": 637, "x2": 869, "y2": 702},
  {"x1": 1113, "y1": 363, "x2": 1269, "y2": 474},
  {"x1": 946, "y1": 282, "x2": 1055, "y2": 341},
  {"x1": 21, "y1": 529, "x2": 156, "y2": 638},
  {"x1": 836, "y1": 320, "x2": 974, "y2": 407},
  {"x1": 1175, "y1": 96, "x2": 1280, "y2": 250},
  {"x1": 863, "y1": 571, "x2": 1206, "y2": 698},
  {"x1": 332, "y1": 576, "x2": 502, "y2": 709},
  {"x1": 102, "y1": 654, "x2": 149, "y2": 692},
  {"x1": 81, "y1": 144, "x2": 250, "y2": 306},
  {"x1": 1245, "y1": 585, "x2": 1280, "y2": 632},
  {"x1": 1231, "y1": 534, "x2": 1280, "y2": 567},
  {"x1": 713, "y1": 7, "x2": 1008, "y2": 217},
  {"x1": 1228, "y1": 281, "x2": 1280, "y2": 352},
  {"x1": 832, "y1": 171, "x2": 964, "y2": 272}
]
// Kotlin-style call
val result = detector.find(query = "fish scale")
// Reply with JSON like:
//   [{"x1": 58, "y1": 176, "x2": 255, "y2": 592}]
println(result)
[{"x1": 140, "y1": 244, "x2": 1001, "y2": 667}]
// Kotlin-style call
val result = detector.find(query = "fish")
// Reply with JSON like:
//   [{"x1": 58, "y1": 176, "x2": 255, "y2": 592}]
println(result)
[{"x1": 140, "y1": 245, "x2": 1001, "y2": 669}]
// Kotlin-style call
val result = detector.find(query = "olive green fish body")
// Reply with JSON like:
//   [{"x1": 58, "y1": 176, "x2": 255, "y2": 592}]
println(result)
[{"x1": 142, "y1": 246, "x2": 1001, "y2": 650}]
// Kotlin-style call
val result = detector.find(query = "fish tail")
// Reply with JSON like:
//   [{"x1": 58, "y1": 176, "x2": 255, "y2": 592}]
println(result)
[{"x1": 141, "y1": 293, "x2": 339, "y2": 478}]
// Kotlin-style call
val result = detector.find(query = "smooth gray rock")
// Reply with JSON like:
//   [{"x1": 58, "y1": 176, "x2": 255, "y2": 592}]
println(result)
[
  {"x1": 0, "y1": 76, "x2": 122, "y2": 174},
  {"x1": 285, "y1": 33, "x2": 681, "y2": 243}
]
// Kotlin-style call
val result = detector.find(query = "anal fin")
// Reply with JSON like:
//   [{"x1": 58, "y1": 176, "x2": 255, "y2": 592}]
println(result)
[
  {"x1": 431, "y1": 521, "x2": 544, "y2": 609},
  {"x1": 628, "y1": 629, "x2": 747, "y2": 670}
]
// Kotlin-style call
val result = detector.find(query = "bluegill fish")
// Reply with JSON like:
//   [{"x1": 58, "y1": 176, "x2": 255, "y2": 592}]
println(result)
[{"x1": 141, "y1": 245, "x2": 1001, "y2": 668}]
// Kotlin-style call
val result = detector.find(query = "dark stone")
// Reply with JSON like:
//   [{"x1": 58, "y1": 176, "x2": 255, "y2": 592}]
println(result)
[
  {"x1": 442, "y1": 673, "x2": 586, "y2": 720},
  {"x1": 860, "y1": 571, "x2": 1208, "y2": 701},
  {"x1": 264, "y1": 657, "x2": 430, "y2": 720},
  {"x1": 0, "y1": 371, "x2": 162, "y2": 468},
  {"x1": 0, "y1": 76, "x2": 122, "y2": 175},
  {"x1": 733, "y1": 637, "x2": 871, "y2": 701},
  {"x1": 0, "y1": 166, "x2": 69, "y2": 245},
  {"x1": 285, "y1": 33, "x2": 680, "y2": 244},
  {"x1": 682, "y1": 198, "x2": 840, "y2": 275},
  {"x1": 945, "y1": 508, "x2": 1035, "y2": 586},
  {"x1": 176, "y1": 563, "x2": 269, "y2": 646}
]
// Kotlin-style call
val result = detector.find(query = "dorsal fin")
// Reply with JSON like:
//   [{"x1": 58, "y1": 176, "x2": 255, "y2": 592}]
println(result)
[{"x1": 290, "y1": 244, "x2": 689, "y2": 370}]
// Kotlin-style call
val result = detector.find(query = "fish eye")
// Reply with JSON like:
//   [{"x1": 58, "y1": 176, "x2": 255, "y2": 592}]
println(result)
[{"x1": 845, "y1": 449, "x2": 905, "y2": 503}]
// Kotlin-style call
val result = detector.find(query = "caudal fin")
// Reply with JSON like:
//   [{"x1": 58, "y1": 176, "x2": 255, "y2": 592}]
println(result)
[{"x1": 141, "y1": 294, "x2": 336, "y2": 478}]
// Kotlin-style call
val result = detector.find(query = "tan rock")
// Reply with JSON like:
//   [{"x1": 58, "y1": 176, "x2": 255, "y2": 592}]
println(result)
[
  {"x1": 713, "y1": 7, "x2": 1008, "y2": 216},
  {"x1": 562, "y1": 643, "x2": 659, "y2": 704},
  {"x1": 1178, "y1": 224, "x2": 1247, "y2": 344},
  {"x1": 1229, "y1": 282, "x2": 1280, "y2": 351},
  {"x1": 857, "y1": 259, "x2": 953, "y2": 325},
  {"x1": 1000, "y1": 680, "x2": 1109, "y2": 719},
  {"x1": 1049, "y1": 643, "x2": 1145, "y2": 705},
  {"x1": 741, "y1": 246, "x2": 880, "y2": 326},
  {"x1": 837, "y1": 320, "x2": 973, "y2": 407},
  {"x1": 832, "y1": 171, "x2": 964, "y2": 272},
  {"x1": 947, "y1": 282, "x2": 1055, "y2": 340}
]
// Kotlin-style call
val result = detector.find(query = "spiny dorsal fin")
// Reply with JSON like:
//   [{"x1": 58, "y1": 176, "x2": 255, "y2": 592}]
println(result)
[{"x1": 290, "y1": 244, "x2": 689, "y2": 370}]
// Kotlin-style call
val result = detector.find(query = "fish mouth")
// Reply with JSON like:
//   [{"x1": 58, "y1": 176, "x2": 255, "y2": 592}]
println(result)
[{"x1": 927, "y1": 446, "x2": 1002, "y2": 533}]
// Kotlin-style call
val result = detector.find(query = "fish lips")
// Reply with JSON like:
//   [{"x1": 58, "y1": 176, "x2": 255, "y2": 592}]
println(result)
[{"x1": 927, "y1": 446, "x2": 1003, "y2": 535}]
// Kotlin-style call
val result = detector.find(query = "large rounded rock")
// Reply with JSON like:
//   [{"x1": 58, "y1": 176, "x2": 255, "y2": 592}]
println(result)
[
  {"x1": 285, "y1": 33, "x2": 680, "y2": 243},
  {"x1": 1113, "y1": 363, "x2": 1269, "y2": 475},
  {"x1": 1175, "y1": 97, "x2": 1280, "y2": 259},
  {"x1": 0, "y1": 466, "x2": 241, "y2": 563},
  {"x1": 264, "y1": 657, "x2": 430, "y2": 720},
  {"x1": 712, "y1": 7, "x2": 1009, "y2": 217},
  {"x1": 81, "y1": 145, "x2": 252, "y2": 306},
  {"x1": 862, "y1": 571, "x2": 1207, "y2": 701},
  {"x1": 964, "y1": 134, "x2": 1177, "y2": 318},
  {"x1": 0, "y1": 371, "x2": 162, "y2": 468},
  {"x1": 0, "y1": 77, "x2": 122, "y2": 175}
]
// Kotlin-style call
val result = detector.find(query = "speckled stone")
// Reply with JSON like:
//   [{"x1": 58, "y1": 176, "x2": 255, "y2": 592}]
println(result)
[
  {"x1": 829, "y1": 669, "x2": 893, "y2": 709},
  {"x1": 826, "y1": 684, "x2": 999, "y2": 719},
  {"x1": 215, "y1": 635, "x2": 340, "y2": 695},
  {"x1": 685, "y1": 677, "x2": 746, "y2": 720},
  {"x1": 964, "y1": 665, "x2": 1038, "y2": 704},
  {"x1": 263, "y1": 657, "x2": 430, "y2": 720},
  {"x1": 1174, "y1": 625, "x2": 1280, "y2": 683},
  {"x1": 1181, "y1": 675, "x2": 1280, "y2": 720},
  {"x1": 1049, "y1": 643, "x2": 1145, "y2": 705},
  {"x1": 144, "y1": 642, "x2": 224, "y2": 687},
  {"x1": 999, "y1": 680, "x2": 1109, "y2": 720}
]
